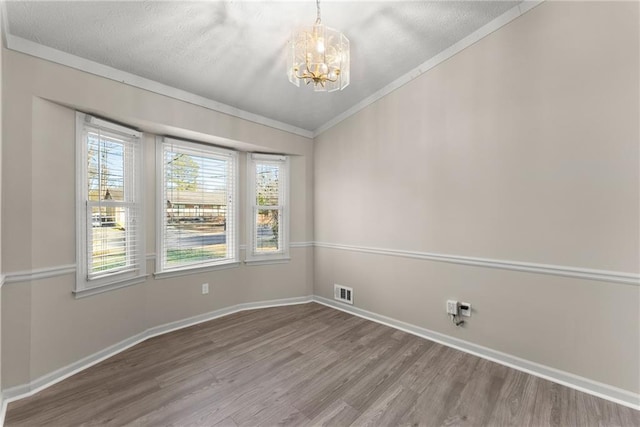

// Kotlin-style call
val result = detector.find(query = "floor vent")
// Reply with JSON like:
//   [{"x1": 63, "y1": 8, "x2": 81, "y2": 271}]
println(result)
[{"x1": 334, "y1": 284, "x2": 354, "y2": 304}]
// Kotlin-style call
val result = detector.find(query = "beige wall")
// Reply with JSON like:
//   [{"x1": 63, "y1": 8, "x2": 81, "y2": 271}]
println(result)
[
  {"x1": 314, "y1": 1, "x2": 639, "y2": 393},
  {"x1": 1, "y1": 0, "x2": 639, "y2": 403},
  {"x1": 0, "y1": 5, "x2": 4, "y2": 408},
  {"x1": 1, "y1": 49, "x2": 314, "y2": 388}
]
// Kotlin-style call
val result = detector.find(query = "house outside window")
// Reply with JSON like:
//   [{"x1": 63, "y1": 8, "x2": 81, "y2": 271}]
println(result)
[
  {"x1": 156, "y1": 137, "x2": 238, "y2": 276},
  {"x1": 247, "y1": 153, "x2": 290, "y2": 263},
  {"x1": 75, "y1": 112, "x2": 145, "y2": 297}
]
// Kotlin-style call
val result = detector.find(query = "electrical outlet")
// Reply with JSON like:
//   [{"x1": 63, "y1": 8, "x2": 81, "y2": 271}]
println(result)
[
  {"x1": 202, "y1": 283, "x2": 209, "y2": 295},
  {"x1": 446, "y1": 300, "x2": 459, "y2": 315},
  {"x1": 459, "y1": 302, "x2": 471, "y2": 317}
]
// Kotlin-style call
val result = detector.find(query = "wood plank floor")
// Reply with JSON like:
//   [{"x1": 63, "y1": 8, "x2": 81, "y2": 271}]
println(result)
[{"x1": 5, "y1": 303, "x2": 639, "y2": 426}]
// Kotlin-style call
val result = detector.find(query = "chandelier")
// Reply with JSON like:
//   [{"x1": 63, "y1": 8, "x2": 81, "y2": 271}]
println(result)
[{"x1": 287, "y1": 0, "x2": 350, "y2": 92}]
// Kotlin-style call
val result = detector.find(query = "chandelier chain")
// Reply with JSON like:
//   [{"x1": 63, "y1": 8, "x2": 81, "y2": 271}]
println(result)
[{"x1": 316, "y1": 0, "x2": 321, "y2": 24}]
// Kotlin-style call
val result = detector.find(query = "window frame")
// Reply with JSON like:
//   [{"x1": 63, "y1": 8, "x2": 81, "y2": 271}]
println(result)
[
  {"x1": 246, "y1": 153, "x2": 290, "y2": 264},
  {"x1": 155, "y1": 137, "x2": 239, "y2": 278},
  {"x1": 75, "y1": 112, "x2": 146, "y2": 297}
]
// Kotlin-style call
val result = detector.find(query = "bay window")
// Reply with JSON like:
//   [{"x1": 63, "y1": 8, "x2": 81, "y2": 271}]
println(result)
[
  {"x1": 247, "y1": 153, "x2": 290, "y2": 262},
  {"x1": 75, "y1": 113, "x2": 145, "y2": 296},
  {"x1": 156, "y1": 137, "x2": 238, "y2": 276}
]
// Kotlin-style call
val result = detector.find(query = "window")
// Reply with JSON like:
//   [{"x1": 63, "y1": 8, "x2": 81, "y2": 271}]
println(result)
[
  {"x1": 75, "y1": 113, "x2": 145, "y2": 296},
  {"x1": 157, "y1": 137, "x2": 238, "y2": 275},
  {"x1": 247, "y1": 153, "x2": 290, "y2": 262}
]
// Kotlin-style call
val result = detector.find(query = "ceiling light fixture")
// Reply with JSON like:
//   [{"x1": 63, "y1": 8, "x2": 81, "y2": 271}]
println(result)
[{"x1": 287, "y1": 0, "x2": 350, "y2": 92}]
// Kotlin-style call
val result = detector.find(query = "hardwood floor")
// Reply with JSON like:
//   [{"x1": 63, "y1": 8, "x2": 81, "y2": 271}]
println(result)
[{"x1": 5, "y1": 303, "x2": 639, "y2": 426}]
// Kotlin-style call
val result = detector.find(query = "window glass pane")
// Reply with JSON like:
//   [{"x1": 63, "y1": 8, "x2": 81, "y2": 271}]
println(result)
[
  {"x1": 256, "y1": 208, "x2": 281, "y2": 252},
  {"x1": 164, "y1": 206, "x2": 228, "y2": 268},
  {"x1": 163, "y1": 146, "x2": 234, "y2": 270},
  {"x1": 250, "y1": 155, "x2": 288, "y2": 259},
  {"x1": 89, "y1": 205, "x2": 134, "y2": 275},
  {"x1": 77, "y1": 114, "x2": 144, "y2": 293},
  {"x1": 87, "y1": 132, "x2": 125, "y2": 202},
  {"x1": 256, "y1": 164, "x2": 280, "y2": 206}
]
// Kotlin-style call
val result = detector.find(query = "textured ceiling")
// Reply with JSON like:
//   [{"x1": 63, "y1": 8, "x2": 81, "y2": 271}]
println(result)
[{"x1": 5, "y1": 1, "x2": 521, "y2": 132}]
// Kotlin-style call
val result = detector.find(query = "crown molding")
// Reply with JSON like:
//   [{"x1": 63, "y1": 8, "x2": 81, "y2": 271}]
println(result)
[
  {"x1": 312, "y1": 0, "x2": 544, "y2": 137},
  {"x1": 2, "y1": 33, "x2": 313, "y2": 139},
  {"x1": 0, "y1": 1, "x2": 544, "y2": 141}
]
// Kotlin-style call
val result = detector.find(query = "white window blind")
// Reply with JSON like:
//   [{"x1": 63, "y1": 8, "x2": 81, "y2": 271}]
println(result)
[
  {"x1": 76, "y1": 113, "x2": 145, "y2": 296},
  {"x1": 157, "y1": 138, "x2": 238, "y2": 273},
  {"x1": 247, "y1": 153, "x2": 290, "y2": 262}
]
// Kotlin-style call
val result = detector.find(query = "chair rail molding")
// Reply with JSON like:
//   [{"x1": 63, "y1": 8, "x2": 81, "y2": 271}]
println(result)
[
  {"x1": 3, "y1": 242, "x2": 638, "y2": 286},
  {"x1": 314, "y1": 242, "x2": 640, "y2": 286},
  {"x1": 3, "y1": 264, "x2": 77, "y2": 284},
  {"x1": 1, "y1": 242, "x2": 317, "y2": 285}
]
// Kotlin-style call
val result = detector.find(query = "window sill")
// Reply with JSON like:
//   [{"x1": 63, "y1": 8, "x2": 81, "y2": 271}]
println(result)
[
  {"x1": 154, "y1": 261, "x2": 240, "y2": 280},
  {"x1": 244, "y1": 257, "x2": 291, "y2": 266},
  {"x1": 73, "y1": 274, "x2": 148, "y2": 299}
]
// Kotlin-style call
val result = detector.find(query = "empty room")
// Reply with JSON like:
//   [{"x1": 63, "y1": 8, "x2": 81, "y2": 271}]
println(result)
[{"x1": 0, "y1": 0, "x2": 638, "y2": 425}]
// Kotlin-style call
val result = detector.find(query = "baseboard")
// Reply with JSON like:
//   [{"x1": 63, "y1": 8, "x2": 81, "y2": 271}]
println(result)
[
  {"x1": 312, "y1": 295, "x2": 640, "y2": 410},
  {"x1": 0, "y1": 295, "x2": 314, "y2": 423},
  {"x1": 2, "y1": 293, "x2": 637, "y2": 425}
]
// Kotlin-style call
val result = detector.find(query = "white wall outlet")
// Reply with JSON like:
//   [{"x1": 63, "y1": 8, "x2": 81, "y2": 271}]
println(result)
[
  {"x1": 202, "y1": 283, "x2": 209, "y2": 295},
  {"x1": 446, "y1": 300, "x2": 459, "y2": 315},
  {"x1": 460, "y1": 302, "x2": 471, "y2": 317}
]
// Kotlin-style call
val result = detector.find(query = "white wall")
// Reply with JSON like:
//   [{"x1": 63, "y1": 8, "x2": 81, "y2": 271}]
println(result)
[
  {"x1": 314, "y1": 1, "x2": 639, "y2": 394},
  {"x1": 1, "y1": 48, "x2": 314, "y2": 389}
]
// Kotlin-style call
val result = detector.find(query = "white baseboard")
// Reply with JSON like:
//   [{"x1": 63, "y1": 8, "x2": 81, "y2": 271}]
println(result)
[
  {"x1": 312, "y1": 295, "x2": 640, "y2": 411},
  {"x1": 2, "y1": 293, "x2": 637, "y2": 426},
  {"x1": 0, "y1": 295, "x2": 314, "y2": 424}
]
